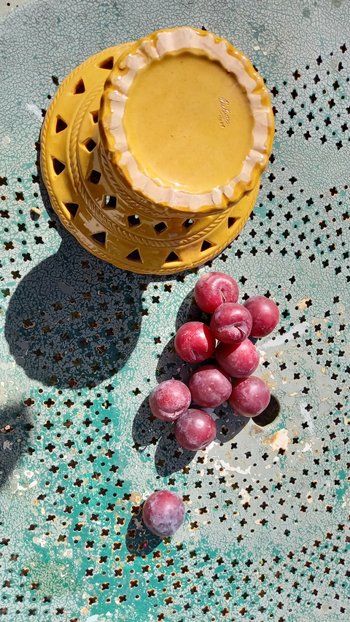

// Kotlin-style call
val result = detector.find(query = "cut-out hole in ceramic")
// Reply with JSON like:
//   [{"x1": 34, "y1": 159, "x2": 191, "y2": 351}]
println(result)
[
  {"x1": 74, "y1": 78, "x2": 85, "y2": 94},
  {"x1": 128, "y1": 215, "x2": 141, "y2": 227},
  {"x1": 99, "y1": 57, "x2": 114, "y2": 70},
  {"x1": 103, "y1": 195, "x2": 117, "y2": 209},
  {"x1": 228, "y1": 216, "x2": 238, "y2": 228},
  {"x1": 89, "y1": 170, "x2": 101, "y2": 184},
  {"x1": 154, "y1": 222, "x2": 167, "y2": 233},
  {"x1": 52, "y1": 157, "x2": 65, "y2": 175},
  {"x1": 91, "y1": 231, "x2": 106, "y2": 246},
  {"x1": 127, "y1": 249, "x2": 142, "y2": 262},
  {"x1": 55, "y1": 116, "x2": 67, "y2": 133},
  {"x1": 164, "y1": 251, "x2": 180, "y2": 263},
  {"x1": 183, "y1": 218, "x2": 194, "y2": 229},
  {"x1": 84, "y1": 138, "x2": 97, "y2": 152},
  {"x1": 64, "y1": 202, "x2": 79, "y2": 219},
  {"x1": 201, "y1": 240, "x2": 214, "y2": 252}
]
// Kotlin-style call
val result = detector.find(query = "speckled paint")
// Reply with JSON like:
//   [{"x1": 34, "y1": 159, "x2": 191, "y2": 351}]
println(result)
[{"x1": 0, "y1": 1, "x2": 349, "y2": 621}]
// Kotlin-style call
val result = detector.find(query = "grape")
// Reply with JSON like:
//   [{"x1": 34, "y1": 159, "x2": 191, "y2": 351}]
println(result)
[
  {"x1": 215, "y1": 339, "x2": 259, "y2": 377},
  {"x1": 149, "y1": 379, "x2": 191, "y2": 422},
  {"x1": 142, "y1": 490, "x2": 185, "y2": 537},
  {"x1": 175, "y1": 409, "x2": 216, "y2": 450},
  {"x1": 229, "y1": 376, "x2": 271, "y2": 417},
  {"x1": 189, "y1": 364, "x2": 232, "y2": 408},
  {"x1": 210, "y1": 302, "x2": 252, "y2": 344},
  {"x1": 194, "y1": 272, "x2": 239, "y2": 314},
  {"x1": 244, "y1": 296, "x2": 279, "y2": 338},
  {"x1": 174, "y1": 321, "x2": 215, "y2": 363}
]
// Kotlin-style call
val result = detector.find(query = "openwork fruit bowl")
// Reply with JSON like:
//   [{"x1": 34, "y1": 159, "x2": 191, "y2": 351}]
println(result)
[{"x1": 40, "y1": 26, "x2": 274, "y2": 274}]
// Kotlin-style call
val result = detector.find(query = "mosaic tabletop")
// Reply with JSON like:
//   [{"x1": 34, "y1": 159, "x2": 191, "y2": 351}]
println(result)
[{"x1": 0, "y1": 1, "x2": 349, "y2": 621}]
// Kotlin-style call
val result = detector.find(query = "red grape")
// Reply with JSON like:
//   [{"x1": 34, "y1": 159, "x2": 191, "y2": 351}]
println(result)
[
  {"x1": 229, "y1": 376, "x2": 271, "y2": 417},
  {"x1": 149, "y1": 379, "x2": 191, "y2": 422},
  {"x1": 142, "y1": 490, "x2": 185, "y2": 537},
  {"x1": 189, "y1": 364, "x2": 232, "y2": 408},
  {"x1": 194, "y1": 272, "x2": 239, "y2": 313},
  {"x1": 174, "y1": 321, "x2": 215, "y2": 363},
  {"x1": 215, "y1": 339, "x2": 259, "y2": 377},
  {"x1": 210, "y1": 302, "x2": 252, "y2": 344},
  {"x1": 244, "y1": 296, "x2": 279, "y2": 338},
  {"x1": 175, "y1": 409, "x2": 216, "y2": 451}
]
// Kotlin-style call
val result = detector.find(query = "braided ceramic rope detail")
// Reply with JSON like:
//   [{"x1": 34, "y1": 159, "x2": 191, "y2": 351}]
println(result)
[
  {"x1": 70, "y1": 98, "x2": 229, "y2": 248},
  {"x1": 40, "y1": 51, "x2": 118, "y2": 263},
  {"x1": 99, "y1": 146, "x2": 230, "y2": 247},
  {"x1": 40, "y1": 47, "x2": 230, "y2": 256},
  {"x1": 40, "y1": 40, "x2": 262, "y2": 272}
]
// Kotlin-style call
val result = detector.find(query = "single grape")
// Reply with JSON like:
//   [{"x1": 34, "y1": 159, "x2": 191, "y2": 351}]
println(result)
[
  {"x1": 244, "y1": 295, "x2": 279, "y2": 338},
  {"x1": 215, "y1": 339, "x2": 259, "y2": 377},
  {"x1": 194, "y1": 272, "x2": 239, "y2": 314},
  {"x1": 189, "y1": 364, "x2": 232, "y2": 408},
  {"x1": 229, "y1": 376, "x2": 271, "y2": 417},
  {"x1": 210, "y1": 302, "x2": 253, "y2": 344},
  {"x1": 142, "y1": 490, "x2": 185, "y2": 537},
  {"x1": 149, "y1": 379, "x2": 191, "y2": 422},
  {"x1": 174, "y1": 321, "x2": 215, "y2": 363},
  {"x1": 175, "y1": 409, "x2": 216, "y2": 451}
]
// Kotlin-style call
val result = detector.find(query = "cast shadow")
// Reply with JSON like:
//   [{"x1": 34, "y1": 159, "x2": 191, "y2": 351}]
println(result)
[
  {"x1": 5, "y1": 232, "x2": 146, "y2": 389},
  {"x1": 215, "y1": 402, "x2": 249, "y2": 442},
  {"x1": 132, "y1": 393, "x2": 252, "y2": 480},
  {"x1": 155, "y1": 290, "x2": 212, "y2": 382},
  {"x1": 154, "y1": 430, "x2": 195, "y2": 476},
  {"x1": 253, "y1": 395, "x2": 281, "y2": 427},
  {"x1": 125, "y1": 506, "x2": 161, "y2": 556},
  {"x1": 0, "y1": 403, "x2": 33, "y2": 489},
  {"x1": 175, "y1": 289, "x2": 208, "y2": 330},
  {"x1": 132, "y1": 396, "x2": 169, "y2": 449},
  {"x1": 132, "y1": 396, "x2": 195, "y2": 476},
  {"x1": 155, "y1": 337, "x2": 192, "y2": 383},
  {"x1": 155, "y1": 287, "x2": 212, "y2": 382},
  {"x1": 4, "y1": 176, "x2": 150, "y2": 389}
]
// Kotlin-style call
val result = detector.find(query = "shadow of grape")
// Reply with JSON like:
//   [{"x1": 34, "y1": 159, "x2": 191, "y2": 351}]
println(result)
[
  {"x1": 214, "y1": 402, "x2": 249, "y2": 442},
  {"x1": 253, "y1": 395, "x2": 281, "y2": 427},
  {"x1": 0, "y1": 403, "x2": 33, "y2": 489},
  {"x1": 154, "y1": 289, "x2": 211, "y2": 382},
  {"x1": 125, "y1": 506, "x2": 161, "y2": 556},
  {"x1": 132, "y1": 396, "x2": 169, "y2": 449},
  {"x1": 154, "y1": 430, "x2": 195, "y2": 476}
]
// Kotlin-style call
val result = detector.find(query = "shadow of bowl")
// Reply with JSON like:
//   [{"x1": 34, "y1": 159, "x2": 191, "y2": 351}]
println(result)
[
  {"x1": 5, "y1": 230, "x2": 146, "y2": 389},
  {"x1": 0, "y1": 403, "x2": 33, "y2": 489}
]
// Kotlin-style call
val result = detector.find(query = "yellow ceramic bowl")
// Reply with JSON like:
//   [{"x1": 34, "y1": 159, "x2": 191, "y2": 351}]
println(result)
[{"x1": 41, "y1": 26, "x2": 274, "y2": 274}]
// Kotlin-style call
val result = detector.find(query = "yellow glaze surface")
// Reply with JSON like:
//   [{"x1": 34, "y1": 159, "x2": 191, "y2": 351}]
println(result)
[
  {"x1": 101, "y1": 27, "x2": 274, "y2": 213},
  {"x1": 124, "y1": 52, "x2": 253, "y2": 193},
  {"x1": 40, "y1": 27, "x2": 274, "y2": 274}
]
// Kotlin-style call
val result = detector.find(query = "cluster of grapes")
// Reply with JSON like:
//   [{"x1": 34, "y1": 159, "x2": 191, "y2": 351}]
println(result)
[{"x1": 141, "y1": 272, "x2": 280, "y2": 540}]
